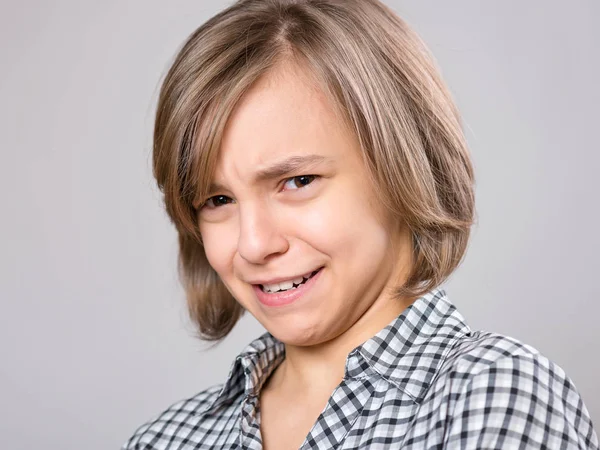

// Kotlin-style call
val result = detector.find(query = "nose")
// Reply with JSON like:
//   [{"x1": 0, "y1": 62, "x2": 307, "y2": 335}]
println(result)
[{"x1": 237, "y1": 202, "x2": 289, "y2": 264}]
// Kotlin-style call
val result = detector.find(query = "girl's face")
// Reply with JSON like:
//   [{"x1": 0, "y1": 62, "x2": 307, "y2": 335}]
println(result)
[{"x1": 198, "y1": 63, "x2": 414, "y2": 346}]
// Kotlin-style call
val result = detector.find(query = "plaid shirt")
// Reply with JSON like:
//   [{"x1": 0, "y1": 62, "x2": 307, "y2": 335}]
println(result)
[{"x1": 123, "y1": 288, "x2": 598, "y2": 449}]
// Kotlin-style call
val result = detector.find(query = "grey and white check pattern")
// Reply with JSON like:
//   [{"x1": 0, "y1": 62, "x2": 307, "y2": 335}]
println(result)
[{"x1": 123, "y1": 288, "x2": 598, "y2": 449}]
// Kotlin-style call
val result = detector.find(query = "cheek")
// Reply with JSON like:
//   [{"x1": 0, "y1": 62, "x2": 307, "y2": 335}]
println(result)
[
  {"x1": 288, "y1": 183, "x2": 389, "y2": 254},
  {"x1": 200, "y1": 223, "x2": 237, "y2": 275}
]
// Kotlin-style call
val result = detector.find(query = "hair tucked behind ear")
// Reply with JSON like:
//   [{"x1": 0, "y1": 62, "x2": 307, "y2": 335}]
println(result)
[{"x1": 153, "y1": 0, "x2": 476, "y2": 341}]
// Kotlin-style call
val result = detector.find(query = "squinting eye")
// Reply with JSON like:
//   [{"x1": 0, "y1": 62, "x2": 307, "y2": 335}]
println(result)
[
  {"x1": 283, "y1": 175, "x2": 317, "y2": 190},
  {"x1": 203, "y1": 195, "x2": 233, "y2": 209}
]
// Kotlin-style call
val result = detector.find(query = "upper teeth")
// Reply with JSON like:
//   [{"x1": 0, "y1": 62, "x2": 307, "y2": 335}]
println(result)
[{"x1": 261, "y1": 271, "x2": 315, "y2": 293}]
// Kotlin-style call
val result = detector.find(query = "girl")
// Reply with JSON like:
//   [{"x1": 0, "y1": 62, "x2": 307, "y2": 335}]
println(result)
[{"x1": 123, "y1": 0, "x2": 598, "y2": 448}]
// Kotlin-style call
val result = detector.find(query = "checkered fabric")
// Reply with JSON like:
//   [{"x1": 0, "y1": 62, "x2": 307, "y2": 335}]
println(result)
[{"x1": 122, "y1": 288, "x2": 598, "y2": 449}]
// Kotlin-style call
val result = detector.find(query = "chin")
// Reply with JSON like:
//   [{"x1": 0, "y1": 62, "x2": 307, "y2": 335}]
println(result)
[{"x1": 264, "y1": 315, "x2": 336, "y2": 347}]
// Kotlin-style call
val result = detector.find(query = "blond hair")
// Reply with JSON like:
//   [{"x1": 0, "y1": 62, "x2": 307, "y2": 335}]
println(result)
[{"x1": 153, "y1": 0, "x2": 476, "y2": 340}]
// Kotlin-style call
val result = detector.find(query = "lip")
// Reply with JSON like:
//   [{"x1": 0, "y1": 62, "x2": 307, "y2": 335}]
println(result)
[{"x1": 253, "y1": 267, "x2": 323, "y2": 307}]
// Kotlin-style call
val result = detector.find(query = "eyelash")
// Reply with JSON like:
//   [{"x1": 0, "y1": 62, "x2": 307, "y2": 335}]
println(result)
[{"x1": 201, "y1": 175, "x2": 319, "y2": 210}]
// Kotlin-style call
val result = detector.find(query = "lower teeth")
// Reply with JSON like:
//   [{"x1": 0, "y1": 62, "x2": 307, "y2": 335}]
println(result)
[
  {"x1": 263, "y1": 269, "x2": 320, "y2": 293},
  {"x1": 273, "y1": 280, "x2": 305, "y2": 293}
]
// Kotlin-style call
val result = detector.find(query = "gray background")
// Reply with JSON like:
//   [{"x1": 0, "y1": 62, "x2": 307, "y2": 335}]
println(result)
[{"x1": 0, "y1": 1, "x2": 598, "y2": 449}]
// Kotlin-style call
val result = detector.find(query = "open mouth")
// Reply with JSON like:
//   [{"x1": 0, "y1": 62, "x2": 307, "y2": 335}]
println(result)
[{"x1": 259, "y1": 267, "x2": 323, "y2": 293}]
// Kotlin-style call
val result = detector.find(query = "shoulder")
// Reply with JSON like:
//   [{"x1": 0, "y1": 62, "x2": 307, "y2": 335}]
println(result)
[
  {"x1": 443, "y1": 329, "x2": 543, "y2": 378},
  {"x1": 432, "y1": 330, "x2": 598, "y2": 449},
  {"x1": 429, "y1": 329, "x2": 558, "y2": 405},
  {"x1": 439, "y1": 329, "x2": 578, "y2": 403},
  {"x1": 121, "y1": 384, "x2": 224, "y2": 450}
]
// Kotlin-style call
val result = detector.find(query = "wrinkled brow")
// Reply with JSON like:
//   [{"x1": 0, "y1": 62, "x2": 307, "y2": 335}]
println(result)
[
  {"x1": 253, "y1": 154, "x2": 332, "y2": 183},
  {"x1": 206, "y1": 154, "x2": 333, "y2": 196}
]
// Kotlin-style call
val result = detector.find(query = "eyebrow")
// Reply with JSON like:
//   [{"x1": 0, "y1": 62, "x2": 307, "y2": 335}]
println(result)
[{"x1": 206, "y1": 154, "x2": 333, "y2": 195}]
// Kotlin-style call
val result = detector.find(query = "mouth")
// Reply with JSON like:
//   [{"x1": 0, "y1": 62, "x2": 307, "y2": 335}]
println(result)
[{"x1": 258, "y1": 267, "x2": 323, "y2": 294}]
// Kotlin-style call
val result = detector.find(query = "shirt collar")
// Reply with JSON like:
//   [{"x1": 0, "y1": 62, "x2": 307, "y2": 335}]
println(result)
[
  {"x1": 351, "y1": 288, "x2": 471, "y2": 401},
  {"x1": 197, "y1": 287, "x2": 470, "y2": 415}
]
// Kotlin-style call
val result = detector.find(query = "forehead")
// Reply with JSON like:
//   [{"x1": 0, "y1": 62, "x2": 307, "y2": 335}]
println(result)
[{"x1": 213, "y1": 62, "x2": 354, "y2": 179}]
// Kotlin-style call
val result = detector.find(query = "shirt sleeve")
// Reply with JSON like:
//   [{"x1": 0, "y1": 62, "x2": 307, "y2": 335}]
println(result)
[{"x1": 444, "y1": 353, "x2": 599, "y2": 449}]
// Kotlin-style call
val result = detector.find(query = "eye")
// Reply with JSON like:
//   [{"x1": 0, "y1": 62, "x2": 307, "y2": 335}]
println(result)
[
  {"x1": 282, "y1": 175, "x2": 318, "y2": 190},
  {"x1": 202, "y1": 195, "x2": 234, "y2": 209}
]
